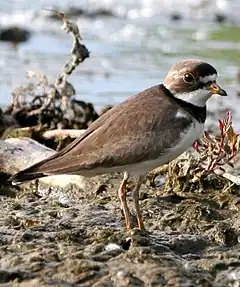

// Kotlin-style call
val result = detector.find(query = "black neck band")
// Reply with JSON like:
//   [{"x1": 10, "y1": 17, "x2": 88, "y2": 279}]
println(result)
[{"x1": 160, "y1": 84, "x2": 207, "y2": 123}]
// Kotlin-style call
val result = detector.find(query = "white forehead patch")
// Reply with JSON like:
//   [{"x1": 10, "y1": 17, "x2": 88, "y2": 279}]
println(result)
[{"x1": 199, "y1": 74, "x2": 217, "y2": 83}]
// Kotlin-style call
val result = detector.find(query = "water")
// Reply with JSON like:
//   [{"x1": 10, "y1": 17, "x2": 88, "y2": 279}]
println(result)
[{"x1": 0, "y1": 0, "x2": 239, "y2": 129}]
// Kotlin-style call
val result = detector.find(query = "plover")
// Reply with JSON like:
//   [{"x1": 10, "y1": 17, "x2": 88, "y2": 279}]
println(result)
[{"x1": 9, "y1": 59, "x2": 227, "y2": 230}]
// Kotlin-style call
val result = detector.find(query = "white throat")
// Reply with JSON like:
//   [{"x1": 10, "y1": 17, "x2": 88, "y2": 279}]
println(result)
[{"x1": 173, "y1": 89, "x2": 211, "y2": 107}]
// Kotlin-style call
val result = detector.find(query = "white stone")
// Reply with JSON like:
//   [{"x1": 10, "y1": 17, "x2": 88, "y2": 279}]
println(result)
[{"x1": 0, "y1": 137, "x2": 87, "y2": 198}]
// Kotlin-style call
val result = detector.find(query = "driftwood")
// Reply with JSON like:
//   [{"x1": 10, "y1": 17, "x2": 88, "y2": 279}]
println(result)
[
  {"x1": 0, "y1": 11, "x2": 95, "y2": 136},
  {"x1": 220, "y1": 172, "x2": 240, "y2": 185},
  {"x1": 42, "y1": 129, "x2": 85, "y2": 139}
]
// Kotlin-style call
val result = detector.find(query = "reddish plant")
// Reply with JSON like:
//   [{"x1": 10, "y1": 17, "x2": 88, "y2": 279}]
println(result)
[{"x1": 193, "y1": 111, "x2": 240, "y2": 173}]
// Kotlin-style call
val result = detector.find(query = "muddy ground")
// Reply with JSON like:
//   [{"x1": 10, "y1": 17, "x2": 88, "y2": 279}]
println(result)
[
  {"x1": 1, "y1": 6, "x2": 240, "y2": 286},
  {"x1": 0, "y1": 170, "x2": 240, "y2": 287}
]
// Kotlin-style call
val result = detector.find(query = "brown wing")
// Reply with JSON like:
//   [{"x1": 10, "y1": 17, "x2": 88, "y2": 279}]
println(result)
[{"x1": 10, "y1": 84, "x2": 193, "y2": 182}]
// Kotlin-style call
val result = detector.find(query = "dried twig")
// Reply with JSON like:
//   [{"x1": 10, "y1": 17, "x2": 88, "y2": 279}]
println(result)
[
  {"x1": 2, "y1": 11, "x2": 96, "y2": 133},
  {"x1": 42, "y1": 129, "x2": 85, "y2": 140},
  {"x1": 28, "y1": 9, "x2": 89, "y2": 117}
]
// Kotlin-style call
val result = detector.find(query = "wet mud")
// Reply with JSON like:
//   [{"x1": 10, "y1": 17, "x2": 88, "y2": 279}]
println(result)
[{"x1": 0, "y1": 171, "x2": 240, "y2": 286}]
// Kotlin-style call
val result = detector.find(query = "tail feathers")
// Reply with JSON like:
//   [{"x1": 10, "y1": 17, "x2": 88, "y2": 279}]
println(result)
[{"x1": 8, "y1": 169, "x2": 47, "y2": 185}]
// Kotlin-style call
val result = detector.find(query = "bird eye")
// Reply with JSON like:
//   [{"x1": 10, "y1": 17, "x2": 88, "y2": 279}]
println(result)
[{"x1": 183, "y1": 73, "x2": 195, "y2": 84}]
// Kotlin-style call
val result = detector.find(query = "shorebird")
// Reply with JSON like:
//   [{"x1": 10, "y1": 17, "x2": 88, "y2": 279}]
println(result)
[{"x1": 9, "y1": 59, "x2": 227, "y2": 230}]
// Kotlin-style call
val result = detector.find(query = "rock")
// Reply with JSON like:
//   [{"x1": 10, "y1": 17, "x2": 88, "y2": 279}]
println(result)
[
  {"x1": 86, "y1": 9, "x2": 116, "y2": 18},
  {"x1": 170, "y1": 13, "x2": 182, "y2": 21},
  {"x1": 214, "y1": 13, "x2": 227, "y2": 24},
  {"x1": 3, "y1": 96, "x2": 99, "y2": 131},
  {"x1": 0, "y1": 107, "x2": 4, "y2": 135},
  {"x1": 0, "y1": 137, "x2": 88, "y2": 200},
  {"x1": 0, "y1": 137, "x2": 55, "y2": 175},
  {"x1": 237, "y1": 69, "x2": 240, "y2": 83},
  {"x1": 0, "y1": 26, "x2": 30, "y2": 44},
  {"x1": 47, "y1": 7, "x2": 116, "y2": 20},
  {"x1": 99, "y1": 105, "x2": 113, "y2": 117},
  {"x1": 65, "y1": 100, "x2": 99, "y2": 129}
]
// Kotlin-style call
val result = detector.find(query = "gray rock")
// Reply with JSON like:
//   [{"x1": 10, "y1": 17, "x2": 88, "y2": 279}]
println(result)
[{"x1": 0, "y1": 137, "x2": 88, "y2": 201}]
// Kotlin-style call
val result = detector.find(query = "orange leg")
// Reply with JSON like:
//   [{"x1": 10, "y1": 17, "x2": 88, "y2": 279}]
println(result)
[
  {"x1": 132, "y1": 175, "x2": 145, "y2": 230},
  {"x1": 118, "y1": 172, "x2": 132, "y2": 230}
]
